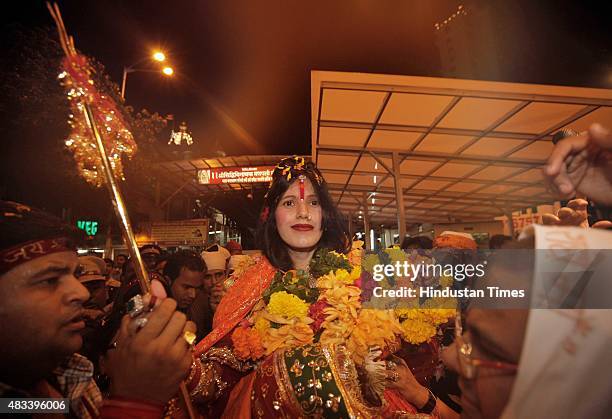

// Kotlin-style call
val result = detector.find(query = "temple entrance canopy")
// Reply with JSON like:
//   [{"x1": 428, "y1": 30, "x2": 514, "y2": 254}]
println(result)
[
  {"x1": 310, "y1": 71, "x2": 612, "y2": 241},
  {"x1": 151, "y1": 71, "x2": 611, "y2": 248}
]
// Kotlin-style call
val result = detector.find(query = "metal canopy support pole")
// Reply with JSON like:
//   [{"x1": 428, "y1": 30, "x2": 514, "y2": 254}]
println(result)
[
  {"x1": 392, "y1": 152, "x2": 406, "y2": 243},
  {"x1": 362, "y1": 192, "x2": 371, "y2": 251}
]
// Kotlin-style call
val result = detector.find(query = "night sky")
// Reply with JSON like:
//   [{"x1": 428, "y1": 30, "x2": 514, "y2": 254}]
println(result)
[{"x1": 5, "y1": 0, "x2": 611, "y2": 157}]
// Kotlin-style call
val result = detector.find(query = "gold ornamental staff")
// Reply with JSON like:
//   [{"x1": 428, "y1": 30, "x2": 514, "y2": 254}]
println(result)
[{"x1": 46, "y1": 3, "x2": 195, "y2": 418}]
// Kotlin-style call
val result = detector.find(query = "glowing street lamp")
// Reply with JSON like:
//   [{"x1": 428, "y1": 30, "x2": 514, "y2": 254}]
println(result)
[
  {"x1": 121, "y1": 50, "x2": 174, "y2": 99},
  {"x1": 152, "y1": 51, "x2": 166, "y2": 62}
]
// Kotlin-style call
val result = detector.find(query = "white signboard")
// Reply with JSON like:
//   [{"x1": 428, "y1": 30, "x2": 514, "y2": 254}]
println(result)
[{"x1": 138, "y1": 219, "x2": 209, "y2": 246}]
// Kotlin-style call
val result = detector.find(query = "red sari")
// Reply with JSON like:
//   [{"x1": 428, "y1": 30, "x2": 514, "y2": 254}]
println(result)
[{"x1": 181, "y1": 257, "x2": 428, "y2": 418}]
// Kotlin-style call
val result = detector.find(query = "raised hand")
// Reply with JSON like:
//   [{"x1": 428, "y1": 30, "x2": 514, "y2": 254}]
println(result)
[{"x1": 544, "y1": 123, "x2": 612, "y2": 205}]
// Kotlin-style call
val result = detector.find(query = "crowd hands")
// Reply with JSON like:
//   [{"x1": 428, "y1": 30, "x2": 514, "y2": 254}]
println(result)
[
  {"x1": 0, "y1": 122, "x2": 610, "y2": 419},
  {"x1": 542, "y1": 122, "x2": 612, "y2": 229}
]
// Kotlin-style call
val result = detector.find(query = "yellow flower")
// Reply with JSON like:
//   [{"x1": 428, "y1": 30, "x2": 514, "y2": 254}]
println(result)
[
  {"x1": 395, "y1": 307, "x2": 455, "y2": 328},
  {"x1": 395, "y1": 307, "x2": 425, "y2": 321},
  {"x1": 254, "y1": 316, "x2": 271, "y2": 334},
  {"x1": 334, "y1": 269, "x2": 353, "y2": 284},
  {"x1": 400, "y1": 319, "x2": 437, "y2": 344},
  {"x1": 348, "y1": 242, "x2": 364, "y2": 266},
  {"x1": 318, "y1": 284, "x2": 361, "y2": 347},
  {"x1": 267, "y1": 291, "x2": 309, "y2": 320},
  {"x1": 261, "y1": 320, "x2": 314, "y2": 355},
  {"x1": 347, "y1": 309, "x2": 402, "y2": 365},
  {"x1": 348, "y1": 265, "x2": 361, "y2": 282}
]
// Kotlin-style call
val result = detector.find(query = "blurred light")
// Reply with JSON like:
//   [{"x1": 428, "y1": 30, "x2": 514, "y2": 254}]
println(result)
[
  {"x1": 162, "y1": 66, "x2": 174, "y2": 76},
  {"x1": 153, "y1": 51, "x2": 166, "y2": 62}
]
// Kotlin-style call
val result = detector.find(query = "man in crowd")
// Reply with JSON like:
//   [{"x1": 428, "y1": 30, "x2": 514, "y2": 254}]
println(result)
[
  {"x1": 163, "y1": 250, "x2": 205, "y2": 314},
  {"x1": 78, "y1": 256, "x2": 110, "y2": 316},
  {"x1": 200, "y1": 244, "x2": 230, "y2": 312},
  {"x1": 139, "y1": 244, "x2": 163, "y2": 273},
  {"x1": 186, "y1": 245, "x2": 230, "y2": 340},
  {"x1": 0, "y1": 200, "x2": 195, "y2": 418},
  {"x1": 113, "y1": 254, "x2": 127, "y2": 271}
]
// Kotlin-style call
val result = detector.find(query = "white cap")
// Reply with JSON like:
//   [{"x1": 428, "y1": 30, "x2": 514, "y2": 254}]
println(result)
[{"x1": 201, "y1": 245, "x2": 230, "y2": 271}]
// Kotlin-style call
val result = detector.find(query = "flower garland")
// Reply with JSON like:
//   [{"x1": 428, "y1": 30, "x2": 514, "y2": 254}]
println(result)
[{"x1": 230, "y1": 242, "x2": 455, "y2": 365}]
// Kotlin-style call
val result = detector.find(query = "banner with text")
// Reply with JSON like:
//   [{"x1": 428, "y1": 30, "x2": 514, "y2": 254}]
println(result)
[{"x1": 197, "y1": 166, "x2": 275, "y2": 185}]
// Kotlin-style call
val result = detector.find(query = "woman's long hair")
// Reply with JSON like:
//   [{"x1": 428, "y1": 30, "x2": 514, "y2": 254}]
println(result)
[{"x1": 256, "y1": 157, "x2": 350, "y2": 271}]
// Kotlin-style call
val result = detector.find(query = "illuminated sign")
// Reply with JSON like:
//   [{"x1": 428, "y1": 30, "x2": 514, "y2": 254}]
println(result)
[
  {"x1": 197, "y1": 166, "x2": 274, "y2": 185},
  {"x1": 77, "y1": 220, "x2": 99, "y2": 236}
]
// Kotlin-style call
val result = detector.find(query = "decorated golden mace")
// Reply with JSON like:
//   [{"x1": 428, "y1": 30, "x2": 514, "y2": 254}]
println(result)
[{"x1": 46, "y1": 3, "x2": 196, "y2": 417}]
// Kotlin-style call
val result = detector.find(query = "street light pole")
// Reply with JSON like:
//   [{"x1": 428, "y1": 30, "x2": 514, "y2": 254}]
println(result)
[
  {"x1": 121, "y1": 67, "x2": 128, "y2": 99},
  {"x1": 120, "y1": 51, "x2": 172, "y2": 100}
]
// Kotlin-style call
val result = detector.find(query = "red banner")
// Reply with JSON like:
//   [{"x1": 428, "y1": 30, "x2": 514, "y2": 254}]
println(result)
[{"x1": 197, "y1": 166, "x2": 274, "y2": 185}]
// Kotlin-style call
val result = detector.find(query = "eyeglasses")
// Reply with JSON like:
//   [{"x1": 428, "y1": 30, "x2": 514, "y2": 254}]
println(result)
[{"x1": 454, "y1": 312, "x2": 518, "y2": 380}]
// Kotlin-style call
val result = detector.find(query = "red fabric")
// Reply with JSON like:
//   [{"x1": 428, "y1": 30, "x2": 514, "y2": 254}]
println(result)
[
  {"x1": 194, "y1": 257, "x2": 277, "y2": 356},
  {"x1": 100, "y1": 396, "x2": 164, "y2": 419},
  {"x1": 0, "y1": 237, "x2": 72, "y2": 274},
  {"x1": 383, "y1": 389, "x2": 419, "y2": 416}
]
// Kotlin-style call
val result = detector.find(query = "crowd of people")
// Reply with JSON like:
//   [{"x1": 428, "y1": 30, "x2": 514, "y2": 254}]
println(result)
[{"x1": 0, "y1": 123, "x2": 610, "y2": 418}]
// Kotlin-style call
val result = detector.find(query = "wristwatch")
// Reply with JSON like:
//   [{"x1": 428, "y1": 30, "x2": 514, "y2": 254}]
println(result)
[{"x1": 417, "y1": 388, "x2": 437, "y2": 414}]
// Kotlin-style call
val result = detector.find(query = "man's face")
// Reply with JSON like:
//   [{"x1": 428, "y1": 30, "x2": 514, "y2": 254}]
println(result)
[
  {"x1": 0, "y1": 251, "x2": 90, "y2": 367},
  {"x1": 170, "y1": 268, "x2": 204, "y2": 310},
  {"x1": 84, "y1": 280, "x2": 108, "y2": 309},
  {"x1": 142, "y1": 254, "x2": 159, "y2": 271},
  {"x1": 441, "y1": 309, "x2": 528, "y2": 419},
  {"x1": 116, "y1": 255, "x2": 126, "y2": 267},
  {"x1": 203, "y1": 269, "x2": 226, "y2": 290}
]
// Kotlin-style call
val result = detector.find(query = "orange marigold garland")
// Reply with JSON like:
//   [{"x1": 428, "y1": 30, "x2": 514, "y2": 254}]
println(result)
[
  {"x1": 231, "y1": 323, "x2": 266, "y2": 361},
  {"x1": 59, "y1": 54, "x2": 137, "y2": 186}
]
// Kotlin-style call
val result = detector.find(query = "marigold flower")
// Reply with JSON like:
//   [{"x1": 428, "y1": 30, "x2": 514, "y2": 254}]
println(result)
[
  {"x1": 231, "y1": 325, "x2": 266, "y2": 361},
  {"x1": 347, "y1": 309, "x2": 402, "y2": 364},
  {"x1": 267, "y1": 291, "x2": 309, "y2": 319},
  {"x1": 400, "y1": 319, "x2": 437, "y2": 345},
  {"x1": 262, "y1": 320, "x2": 314, "y2": 355},
  {"x1": 254, "y1": 316, "x2": 271, "y2": 334}
]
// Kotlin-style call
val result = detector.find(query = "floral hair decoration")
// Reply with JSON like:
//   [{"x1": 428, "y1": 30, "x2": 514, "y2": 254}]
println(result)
[{"x1": 259, "y1": 156, "x2": 324, "y2": 222}]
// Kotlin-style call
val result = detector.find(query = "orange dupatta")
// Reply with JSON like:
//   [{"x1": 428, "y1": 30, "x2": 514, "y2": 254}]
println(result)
[{"x1": 194, "y1": 257, "x2": 277, "y2": 356}]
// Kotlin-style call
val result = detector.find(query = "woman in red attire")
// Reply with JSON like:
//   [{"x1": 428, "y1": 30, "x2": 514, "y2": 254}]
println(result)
[{"x1": 177, "y1": 157, "x2": 440, "y2": 418}]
